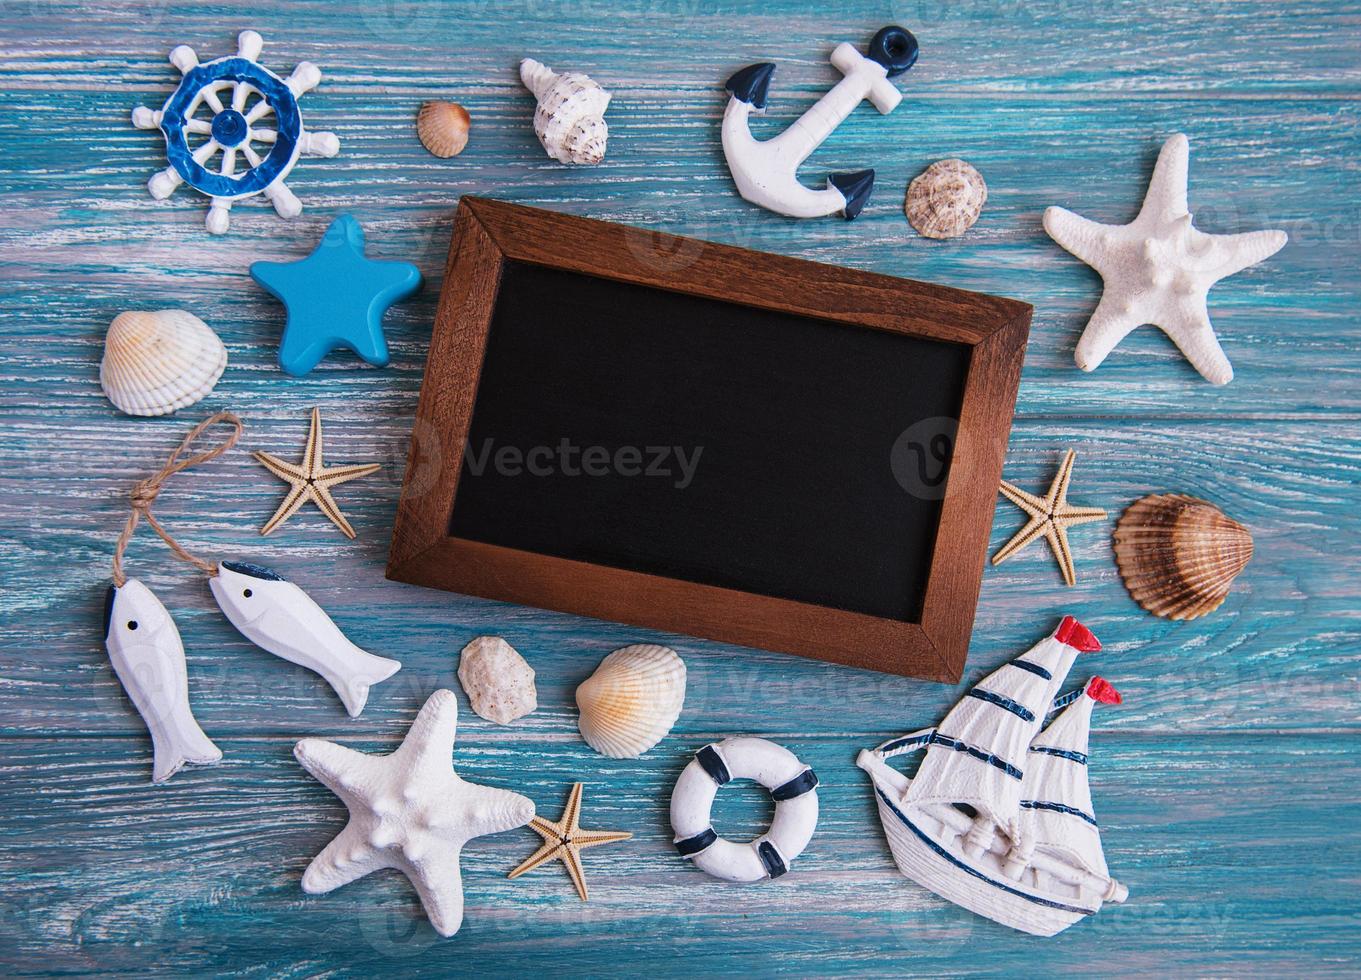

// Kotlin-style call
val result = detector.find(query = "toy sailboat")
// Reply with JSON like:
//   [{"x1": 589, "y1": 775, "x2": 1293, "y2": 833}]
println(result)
[{"x1": 857, "y1": 616, "x2": 1128, "y2": 936}]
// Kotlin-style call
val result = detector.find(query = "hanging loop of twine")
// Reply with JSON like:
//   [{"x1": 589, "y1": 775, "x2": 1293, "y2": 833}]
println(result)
[{"x1": 111, "y1": 411, "x2": 243, "y2": 587}]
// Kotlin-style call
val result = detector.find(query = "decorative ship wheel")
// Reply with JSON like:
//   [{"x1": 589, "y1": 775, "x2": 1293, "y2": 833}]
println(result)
[{"x1": 132, "y1": 30, "x2": 340, "y2": 235}]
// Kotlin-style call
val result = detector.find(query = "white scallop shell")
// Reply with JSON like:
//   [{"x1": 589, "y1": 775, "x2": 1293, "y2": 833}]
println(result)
[
  {"x1": 99, "y1": 310, "x2": 227, "y2": 416},
  {"x1": 519, "y1": 58, "x2": 611, "y2": 165},
  {"x1": 905, "y1": 158, "x2": 987, "y2": 239},
  {"x1": 575, "y1": 644, "x2": 685, "y2": 758}
]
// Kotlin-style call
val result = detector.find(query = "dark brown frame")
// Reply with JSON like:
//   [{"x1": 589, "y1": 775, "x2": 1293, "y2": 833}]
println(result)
[{"x1": 388, "y1": 198, "x2": 1030, "y2": 682}]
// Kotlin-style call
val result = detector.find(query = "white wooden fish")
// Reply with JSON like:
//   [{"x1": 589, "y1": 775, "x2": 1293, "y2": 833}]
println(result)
[
  {"x1": 209, "y1": 561, "x2": 400, "y2": 717},
  {"x1": 103, "y1": 578, "x2": 222, "y2": 783}
]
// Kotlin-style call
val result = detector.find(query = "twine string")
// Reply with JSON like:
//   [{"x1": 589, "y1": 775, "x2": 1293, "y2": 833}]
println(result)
[{"x1": 111, "y1": 411, "x2": 243, "y2": 587}]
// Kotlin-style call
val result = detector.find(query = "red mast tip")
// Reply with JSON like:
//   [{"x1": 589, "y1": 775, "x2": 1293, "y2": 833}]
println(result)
[
  {"x1": 1055, "y1": 616, "x2": 1102, "y2": 653},
  {"x1": 1087, "y1": 677, "x2": 1122, "y2": 704}
]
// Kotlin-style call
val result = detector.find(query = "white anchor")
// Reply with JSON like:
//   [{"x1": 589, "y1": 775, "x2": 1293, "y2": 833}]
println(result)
[{"x1": 721, "y1": 27, "x2": 918, "y2": 220}]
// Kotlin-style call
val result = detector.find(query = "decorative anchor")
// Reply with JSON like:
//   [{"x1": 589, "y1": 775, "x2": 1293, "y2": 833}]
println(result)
[{"x1": 721, "y1": 26, "x2": 918, "y2": 220}]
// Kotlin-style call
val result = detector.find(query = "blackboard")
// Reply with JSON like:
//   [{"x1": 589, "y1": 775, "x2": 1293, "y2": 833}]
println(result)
[
  {"x1": 449, "y1": 260, "x2": 970, "y2": 623},
  {"x1": 389, "y1": 199, "x2": 1030, "y2": 681}
]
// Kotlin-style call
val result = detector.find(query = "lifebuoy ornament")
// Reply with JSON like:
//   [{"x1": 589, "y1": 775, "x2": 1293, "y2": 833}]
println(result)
[{"x1": 670, "y1": 737, "x2": 819, "y2": 882}]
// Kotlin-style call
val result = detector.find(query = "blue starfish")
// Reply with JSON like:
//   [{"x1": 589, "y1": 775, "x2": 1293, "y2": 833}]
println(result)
[{"x1": 251, "y1": 214, "x2": 422, "y2": 376}]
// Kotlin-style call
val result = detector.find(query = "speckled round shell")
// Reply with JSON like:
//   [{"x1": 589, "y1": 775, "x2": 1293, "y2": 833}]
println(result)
[
  {"x1": 1113, "y1": 494, "x2": 1253, "y2": 620},
  {"x1": 99, "y1": 310, "x2": 227, "y2": 416},
  {"x1": 457, "y1": 636, "x2": 536, "y2": 725},
  {"x1": 416, "y1": 100, "x2": 470, "y2": 158},
  {"x1": 905, "y1": 159, "x2": 987, "y2": 239},
  {"x1": 575, "y1": 644, "x2": 685, "y2": 759},
  {"x1": 520, "y1": 58, "x2": 610, "y2": 165}
]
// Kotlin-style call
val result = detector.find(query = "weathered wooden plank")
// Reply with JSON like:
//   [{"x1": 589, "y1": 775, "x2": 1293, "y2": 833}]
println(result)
[
  {"x1": 1, "y1": 418, "x2": 1356, "y2": 738},
  {"x1": 0, "y1": 85, "x2": 1353, "y2": 416},
  {"x1": 1, "y1": 1, "x2": 1358, "y2": 977},
  {"x1": 4, "y1": 0, "x2": 1361, "y2": 95},
  {"x1": 1, "y1": 733, "x2": 1357, "y2": 976}
]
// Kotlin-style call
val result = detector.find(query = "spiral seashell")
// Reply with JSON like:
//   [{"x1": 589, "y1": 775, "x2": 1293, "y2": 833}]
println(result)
[
  {"x1": 575, "y1": 644, "x2": 685, "y2": 758},
  {"x1": 905, "y1": 159, "x2": 987, "y2": 239},
  {"x1": 99, "y1": 310, "x2": 227, "y2": 416},
  {"x1": 416, "y1": 100, "x2": 470, "y2": 158},
  {"x1": 519, "y1": 58, "x2": 611, "y2": 165},
  {"x1": 1113, "y1": 494, "x2": 1253, "y2": 620}
]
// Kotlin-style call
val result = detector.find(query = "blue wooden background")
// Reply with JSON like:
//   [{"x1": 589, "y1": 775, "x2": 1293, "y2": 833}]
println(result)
[{"x1": 2, "y1": 0, "x2": 1358, "y2": 975}]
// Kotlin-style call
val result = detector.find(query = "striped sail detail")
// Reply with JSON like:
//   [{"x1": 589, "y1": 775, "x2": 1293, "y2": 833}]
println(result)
[
  {"x1": 1046, "y1": 687, "x2": 1084, "y2": 719},
  {"x1": 1009, "y1": 659, "x2": 1052, "y2": 680},
  {"x1": 1020, "y1": 799, "x2": 1098, "y2": 827},
  {"x1": 1030, "y1": 745, "x2": 1088, "y2": 765},
  {"x1": 905, "y1": 627, "x2": 1084, "y2": 829},
  {"x1": 1021, "y1": 691, "x2": 1108, "y2": 877},
  {"x1": 968, "y1": 688, "x2": 1036, "y2": 722}
]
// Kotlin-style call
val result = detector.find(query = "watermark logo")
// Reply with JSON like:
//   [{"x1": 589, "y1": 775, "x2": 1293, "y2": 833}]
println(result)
[
  {"x1": 889, "y1": 416, "x2": 958, "y2": 500},
  {"x1": 465, "y1": 438, "x2": 703, "y2": 490},
  {"x1": 623, "y1": 220, "x2": 709, "y2": 274},
  {"x1": 356, "y1": 898, "x2": 443, "y2": 957},
  {"x1": 360, "y1": 0, "x2": 447, "y2": 42}
]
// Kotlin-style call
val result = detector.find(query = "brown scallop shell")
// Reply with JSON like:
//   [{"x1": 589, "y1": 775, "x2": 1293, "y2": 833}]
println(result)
[
  {"x1": 1113, "y1": 494, "x2": 1253, "y2": 620},
  {"x1": 417, "y1": 101, "x2": 470, "y2": 158}
]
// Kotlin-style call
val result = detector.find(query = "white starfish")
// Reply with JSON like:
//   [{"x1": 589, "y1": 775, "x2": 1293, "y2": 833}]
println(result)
[
  {"x1": 294, "y1": 689, "x2": 534, "y2": 937},
  {"x1": 1043, "y1": 133, "x2": 1286, "y2": 385}
]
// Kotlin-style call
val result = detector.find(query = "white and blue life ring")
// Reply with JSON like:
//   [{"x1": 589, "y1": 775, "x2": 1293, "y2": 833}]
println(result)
[{"x1": 670, "y1": 737, "x2": 819, "y2": 882}]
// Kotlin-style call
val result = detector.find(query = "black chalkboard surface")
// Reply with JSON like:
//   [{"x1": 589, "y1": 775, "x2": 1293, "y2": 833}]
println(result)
[
  {"x1": 389, "y1": 199, "x2": 1031, "y2": 681},
  {"x1": 449, "y1": 260, "x2": 970, "y2": 623}
]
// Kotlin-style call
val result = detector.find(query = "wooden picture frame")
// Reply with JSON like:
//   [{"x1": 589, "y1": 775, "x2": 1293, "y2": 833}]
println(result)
[{"x1": 388, "y1": 198, "x2": 1030, "y2": 682}]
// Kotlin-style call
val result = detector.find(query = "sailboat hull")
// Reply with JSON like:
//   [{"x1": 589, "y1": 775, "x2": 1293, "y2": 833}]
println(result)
[{"x1": 871, "y1": 787, "x2": 1097, "y2": 937}]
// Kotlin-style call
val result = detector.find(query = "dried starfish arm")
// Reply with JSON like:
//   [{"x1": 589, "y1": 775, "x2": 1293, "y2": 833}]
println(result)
[
  {"x1": 309, "y1": 484, "x2": 358, "y2": 539},
  {"x1": 258, "y1": 482, "x2": 313, "y2": 537}
]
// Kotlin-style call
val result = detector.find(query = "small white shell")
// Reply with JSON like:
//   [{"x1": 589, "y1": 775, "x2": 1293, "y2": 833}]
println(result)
[
  {"x1": 417, "y1": 100, "x2": 470, "y2": 158},
  {"x1": 519, "y1": 58, "x2": 611, "y2": 165},
  {"x1": 575, "y1": 644, "x2": 685, "y2": 758},
  {"x1": 99, "y1": 310, "x2": 227, "y2": 416},
  {"x1": 457, "y1": 636, "x2": 537, "y2": 724},
  {"x1": 905, "y1": 159, "x2": 987, "y2": 239}
]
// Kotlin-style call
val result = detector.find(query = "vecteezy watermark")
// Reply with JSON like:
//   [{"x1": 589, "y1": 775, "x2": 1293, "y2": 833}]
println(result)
[
  {"x1": 889, "y1": 416, "x2": 958, "y2": 500},
  {"x1": 464, "y1": 439, "x2": 704, "y2": 490}
]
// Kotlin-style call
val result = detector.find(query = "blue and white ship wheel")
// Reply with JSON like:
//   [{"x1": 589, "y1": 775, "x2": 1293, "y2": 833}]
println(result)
[
  {"x1": 671, "y1": 737, "x2": 819, "y2": 882},
  {"x1": 132, "y1": 30, "x2": 340, "y2": 235}
]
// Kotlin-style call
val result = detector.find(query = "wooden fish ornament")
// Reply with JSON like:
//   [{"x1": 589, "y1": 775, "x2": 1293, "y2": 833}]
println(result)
[
  {"x1": 211, "y1": 561, "x2": 400, "y2": 717},
  {"x1": 103, "y1": 414, "x2": 402, "y2": 770},
  {"x1": 103, "y1": 578, "x2": 222, "y2": 783}
]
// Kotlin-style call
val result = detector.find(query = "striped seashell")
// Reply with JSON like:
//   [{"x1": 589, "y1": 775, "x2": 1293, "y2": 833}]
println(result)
[
  {"x1": 416, "y1": 100, "x2": 470, "y2": 158},
  {"x1": 99, "y1": 310, "x2": 227, "y2": 416},
  {"x1": 576, "y1": 644, "x2": 685, "y2": 758},
  {"x1": 905, "y1": 159, "x2": 987, "y2": 239},
  {"x1": 1113, "y1": 494, "x2": 1253, "y2": 620},
  {"x1": 519, "y1": 58, "x2": 611, "y2": 165}
]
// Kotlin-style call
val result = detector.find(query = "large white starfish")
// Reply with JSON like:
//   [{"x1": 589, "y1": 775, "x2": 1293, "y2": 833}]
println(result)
[
  {"x1": 1043, "y1": 133, "x2": 1286, "y2": 385},
  {"x1": 294, "y1": 689, "x2": 534, "y2": 937}
]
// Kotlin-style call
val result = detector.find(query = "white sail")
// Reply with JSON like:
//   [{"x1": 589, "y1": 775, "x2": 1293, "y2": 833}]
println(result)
[
  {"x1": 903, "y1": 617, "x2": 1100, "y2": 832},
  {"x1": 1018, "y1": 677, "x2": 1121, "y2": 879}
]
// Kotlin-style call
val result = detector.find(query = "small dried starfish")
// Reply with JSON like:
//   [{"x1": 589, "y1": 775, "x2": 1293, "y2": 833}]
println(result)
[
  {"x1": 508, "y1": 783, "x2": 631, "y2": 901},
  {"x1": 254, "y1": 407, "x2": 380, "y2": 538},
  {"x1": 992, "y1": 449, "x2": 1107, "y2": 587}
]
